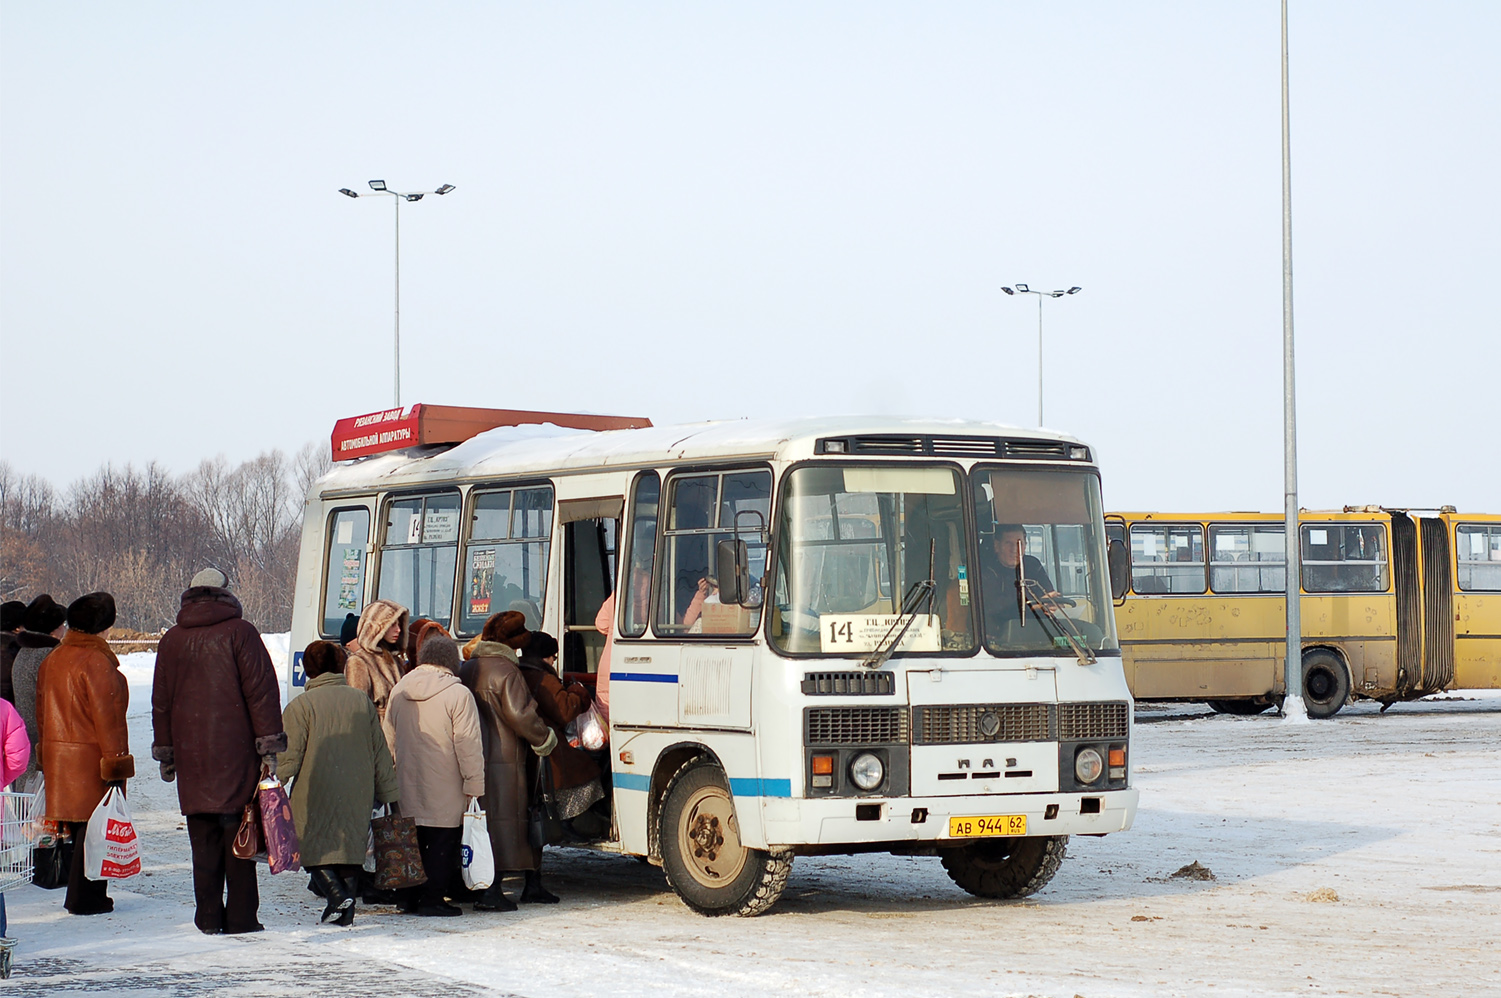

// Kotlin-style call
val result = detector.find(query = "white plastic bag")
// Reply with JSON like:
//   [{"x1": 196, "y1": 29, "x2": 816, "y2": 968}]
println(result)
[
  {"x1": 577, "y1": 703, "x2": 607, "y2": 751},
  {"x1": 84, "y1": 786, "x2": 142, "y2": 879},
  {"x1": 364, "y1": 805, "x2": 383, "y2": 874},
  {"x1": 460, "y1": 797, "x2": 493, "y2": 890}
]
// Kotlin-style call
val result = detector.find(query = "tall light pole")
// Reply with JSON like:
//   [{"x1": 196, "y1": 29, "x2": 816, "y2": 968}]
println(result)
[
  {"x1": 1002, "y1": 284, "x2": 1081, "y2": 426},
  {"x1": 339, "y1": 180, "x2": 456, "y2": 407},
  {"x1": 1279, "y1": 1, "x2": 1306, "y2": 721}
]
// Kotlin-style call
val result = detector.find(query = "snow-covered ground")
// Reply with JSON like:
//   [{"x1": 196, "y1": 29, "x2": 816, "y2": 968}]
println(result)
[{"x1": 10, "y1": 644, "x2": 1500, "y2": 997}]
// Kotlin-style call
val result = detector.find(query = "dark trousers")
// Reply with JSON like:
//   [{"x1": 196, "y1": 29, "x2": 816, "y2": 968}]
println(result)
[
  {"x1": 186, "y1": 813, "x2": 260, "y2": 933},
  {"x1": 63, "y1": 821, "x2": 111, "y2": 914},
  {"x1": 405, "y1": 825, "x2": 461, "y2": 908}
]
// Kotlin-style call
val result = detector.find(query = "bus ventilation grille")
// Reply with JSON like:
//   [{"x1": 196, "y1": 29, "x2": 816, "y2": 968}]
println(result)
[
  {"x1": 805, "y1": 707, "x2": 910, "y2": 745},
  {"x1": 914, "y1": 704, "x2": 1051, "y2": 744},
  {"x1": 802, "y1": 672, "x2": 896, "y2": 696},
  {"x1": 1057, "y1": 702, "x2": 1130, "y2": 741},
  {"x1": 816, "y1": 435, "x2": 1082, "y2": 460}
]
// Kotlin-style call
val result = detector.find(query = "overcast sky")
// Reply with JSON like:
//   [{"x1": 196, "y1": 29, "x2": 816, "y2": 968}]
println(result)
[{"x1": 2, "y1": 2, "x2": 1496, "y2": 513}]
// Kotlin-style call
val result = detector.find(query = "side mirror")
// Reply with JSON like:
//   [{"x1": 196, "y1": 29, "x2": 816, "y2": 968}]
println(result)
[
  {"x1": 716, "y1": 539, "x2": 750, "y2": 605},
  {"x1": 1108, "y1": 538, "x2": 1130, "y2": 602}
]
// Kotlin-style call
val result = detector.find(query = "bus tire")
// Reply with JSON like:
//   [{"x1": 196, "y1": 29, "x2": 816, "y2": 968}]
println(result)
[
  {"x1": 940, "y1": 834, "x2": 1068, "y2": 899},
  {"x1": 1302, "y1": 650, "x2": 1350, "y2": 719},
  {"x1": 1207, "y1": 699, "x2": 1276, "y2": 715},
  {"x1": 658, "y1": 758, "x2": 792, "y2": 917}
]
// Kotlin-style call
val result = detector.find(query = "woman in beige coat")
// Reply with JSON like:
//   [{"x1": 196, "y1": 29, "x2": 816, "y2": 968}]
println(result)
[
  {"x1": 345, "y1": 599, "x2": 408, "y2": 724},
  {"x1": 459, "y1": 611, "x2": 557, "y2": 911},
  {"x1": 382, "y1": 636, "x2": 483, "y2": 917}
]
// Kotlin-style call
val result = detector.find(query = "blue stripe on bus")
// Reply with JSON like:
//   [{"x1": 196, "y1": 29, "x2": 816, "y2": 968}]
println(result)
[
  {"x1": 611, "y1": 672, "x2": 679, "y2": 683},
  {"x1": 612, "y1": 774, "x2": 791, "y2": 798}
]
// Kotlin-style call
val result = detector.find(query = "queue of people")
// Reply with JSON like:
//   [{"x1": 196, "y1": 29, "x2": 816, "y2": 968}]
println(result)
[{"x1": 10, "y1": 576, "x2": 607, "y2": 936}]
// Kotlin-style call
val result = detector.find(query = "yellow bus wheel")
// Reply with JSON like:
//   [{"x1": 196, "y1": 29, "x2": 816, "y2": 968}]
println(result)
[{"x1": 1302, "y1": 650, "x2": 1351, "y2": 719}]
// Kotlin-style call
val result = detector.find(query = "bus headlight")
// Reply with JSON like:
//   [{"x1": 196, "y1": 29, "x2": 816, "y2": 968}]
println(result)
[
  {"x1": 849, "y1": 752, "x2": 885, "y2": 791},
  {"x1": 1074, "y1": 747, "x2": 1104, "y2": 785}
]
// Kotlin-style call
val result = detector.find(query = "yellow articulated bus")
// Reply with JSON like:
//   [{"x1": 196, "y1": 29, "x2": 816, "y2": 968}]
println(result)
[{"x1": 1103, "y1": 508, "x2": 1500, "y2": 718}]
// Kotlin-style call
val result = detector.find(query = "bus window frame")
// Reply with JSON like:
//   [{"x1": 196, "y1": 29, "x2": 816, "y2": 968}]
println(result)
[
  {"x1": 650, "y1": 463, "x2": 775, "y2": 643},
  {"x1": 1207, "y1": 521, "x2": 1287, "y2": 596},
  {"x1": 1299, "y1": 521, "x2": 1391, "y2": 594},
  {"x1": 372, "y1": 486, "x2": 466, "y2": 631},
  {"x1": 766, "y1": 458, "x2": 981, "y2": 661},
  {"x1": 1128, "y1": 521, "x2": 1208, "y2": 595},
  {"x1": 1455, "y1": 521, "x2": 1501, "y2": 593},
  {"x1": 319, "y1": 503, "x2": 374, "y2": 638},
  {"x1": 456, "y1": 478, "x2": 557, "y2": 636},
  {"x1": 616, "y1": 470, "x2": 662, "y2": 641}
]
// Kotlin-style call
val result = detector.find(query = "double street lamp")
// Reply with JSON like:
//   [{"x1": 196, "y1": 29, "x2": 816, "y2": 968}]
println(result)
[
  {"x1": 339, "y1": 180, "x2": 456, "y2": 408},
  {"x1": 1002, "y1": 284, "x2": 1081, "y2": 426}
]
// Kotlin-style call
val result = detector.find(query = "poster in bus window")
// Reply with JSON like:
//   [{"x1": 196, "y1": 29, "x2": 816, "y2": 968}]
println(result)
[
  {"x1": 338, "y1": 548, "x2": 363, "y2": 610},
  {"x1": 469, "y1": 548, "x2": 496, "y2": 615}
]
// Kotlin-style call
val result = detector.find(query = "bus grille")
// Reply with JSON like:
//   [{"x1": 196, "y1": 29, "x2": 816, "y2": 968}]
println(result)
[
  {"x1": 801, "y1": 672, "x2": 896, "y2": 696},
  {"x1": 805, "y1": 707, "x2": 910, "y2": 745},
  {"x1": 1057, "y1": 702, "x2": 1129, "y2": 740},
  {"x1": 913, "y1": 704, "x2": 1051, "y2": 744}
]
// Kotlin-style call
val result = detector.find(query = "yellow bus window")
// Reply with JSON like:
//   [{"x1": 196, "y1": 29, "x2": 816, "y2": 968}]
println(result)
[
  {"x1": 1457, "y1": 523, "x2": 1501, "y2": 592},
  {"x1": 1129, "y1": 524, "x2": 1205, "y2": 594},
  {"x1": 1209, "y1": 524, "x2": 1286, "y2": 594},
  {"x1": 1300, "y1": 524, "x2": 1388, "y2": 593}
]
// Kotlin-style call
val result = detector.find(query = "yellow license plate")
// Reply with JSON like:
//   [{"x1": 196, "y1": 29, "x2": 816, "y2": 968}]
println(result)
[{"x1": 947, "y1": 814, "x2": 1027, "y2": 838}]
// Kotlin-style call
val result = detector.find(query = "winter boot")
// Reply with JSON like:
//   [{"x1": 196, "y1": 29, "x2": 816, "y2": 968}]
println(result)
[
  {"x1": 309, "y1": 867, "x2": 354, "y2": 925},
  {"x1": 474, "y1": 882, "x2": 517, "y2": 912},
  {"x1": 519, "y1": 869, "x2": 560, "y2": 904}
]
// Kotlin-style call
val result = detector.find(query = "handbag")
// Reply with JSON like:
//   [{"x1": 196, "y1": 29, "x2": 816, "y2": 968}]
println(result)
[
  {"x1": 528, "y1": 756, "x2": 566, "y2": 850},
  {"x1": 231, "y1": 800, "x2": 265, "y2": 862},
  {"x1": 370, "y1": 808, "x2": 427, "y2": 890},
  {"x1": 33, "y1": 834, "x2": 73, "y2": 890},
  {"x1": 256, "y1": 776, "x2": 302, "y2": 874}
]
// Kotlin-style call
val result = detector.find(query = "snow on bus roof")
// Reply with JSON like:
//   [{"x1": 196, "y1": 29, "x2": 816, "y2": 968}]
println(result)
[{"x1": 313, "y1": 415, "x2": 1087, "y2": 495}]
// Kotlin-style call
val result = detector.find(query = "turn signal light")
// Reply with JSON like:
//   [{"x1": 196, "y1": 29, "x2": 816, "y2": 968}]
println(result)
[
  {"x1": 1108, "y1": 748, "x2": 1126, "y2": 767},
  {"x1": 812, "y1": 755, "x2": 834, "y2": 775}
]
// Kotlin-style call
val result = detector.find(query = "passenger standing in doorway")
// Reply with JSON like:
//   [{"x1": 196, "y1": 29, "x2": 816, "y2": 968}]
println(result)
[
  {"x1": 345, "y1": 599, "x2": 409, "y2": 726},
  {"x1": 152, "y1": 568, "x2": 285, "y2": 935},
  {"x1": 36, "y1": 592, "x2": 133, "y2": 916},
  {"x1": 383, "y1": 636, "x2": 484, "y2": 917}
]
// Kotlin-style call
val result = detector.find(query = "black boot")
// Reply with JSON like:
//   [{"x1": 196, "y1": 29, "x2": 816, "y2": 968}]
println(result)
[
  {"x1": 474, "y1": 882, "x2": 517, "y2": 912},
  {"x1": 309, "y1": 867, "x2": 354, "y2": 925},
  {"x1": 519, "y1": 869, "x2": 559, "y2": 904}
]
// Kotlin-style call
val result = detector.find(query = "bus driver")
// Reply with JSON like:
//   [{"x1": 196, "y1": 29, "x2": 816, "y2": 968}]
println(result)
[{"x1": 980, "y1": 524, "x2": 1063, "y2": 636}]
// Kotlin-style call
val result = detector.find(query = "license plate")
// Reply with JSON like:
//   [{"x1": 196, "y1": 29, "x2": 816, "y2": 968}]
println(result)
[{"x1": 947, "y1": 814, "x2": 1027, "y2": 838}]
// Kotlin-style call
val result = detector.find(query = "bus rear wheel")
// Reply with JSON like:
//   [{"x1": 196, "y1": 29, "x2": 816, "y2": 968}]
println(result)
[
  {"x1": 940, "y1": 835, "x2": 1068, "y2": 899},
  {"x1": 1302, "y1": 650, "x2": 1351, "y2": 719},
  {"x1": 658, "y1": 758, "x2": 792, "y2": 917}
]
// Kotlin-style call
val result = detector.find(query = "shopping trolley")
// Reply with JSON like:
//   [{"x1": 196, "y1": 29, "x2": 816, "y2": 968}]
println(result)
[{"x1": 0, "y1": 789, "x2": 39, "y2": 979}]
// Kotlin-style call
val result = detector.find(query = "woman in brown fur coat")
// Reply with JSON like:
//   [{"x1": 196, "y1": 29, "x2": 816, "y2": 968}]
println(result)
[{"x1": 344, "y1": 599, "x2": 408, "y2": 726}]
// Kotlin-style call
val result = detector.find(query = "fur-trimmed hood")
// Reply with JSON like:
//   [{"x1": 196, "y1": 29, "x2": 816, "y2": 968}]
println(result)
[
  {"x1": 177, "y1": 586, "x2": 244, "y2": 629},
  {"x1": 354, "y1": 599, "x2": 408, "y2": 656},
  {"x1": 467, "y1": 640, "x2": 519, "y2": 663},
  {"x1": 15, "y1": 629, "x2": 60, "y2": 650}
]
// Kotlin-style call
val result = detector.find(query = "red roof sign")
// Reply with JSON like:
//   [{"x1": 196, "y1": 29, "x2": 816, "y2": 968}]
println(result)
[{"x1": 331, "y1": 404, "x2": 652, "y2": 461}]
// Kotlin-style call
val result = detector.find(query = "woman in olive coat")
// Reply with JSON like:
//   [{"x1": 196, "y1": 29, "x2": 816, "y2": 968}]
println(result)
[{"x1": 279, "y1": 641, "x2": 399, "y2": 925}]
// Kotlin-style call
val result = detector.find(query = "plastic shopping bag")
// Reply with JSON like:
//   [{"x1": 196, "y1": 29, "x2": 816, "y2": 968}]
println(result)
[
  {"x1": 577, "y1": 702, "x2": 607, "y2": 751},
  {"x1": 256, "y1": 776, "x2": 303, "y2": 874},
  {"x1": 84, "y1": 786, "x2": 142, "y2": 879},
  {"x1": 364, "y1": 807, "x2": 381, "y2": 874},
  {"x1": 461, "y1": 797, "x2": 494, "y2": 891}
]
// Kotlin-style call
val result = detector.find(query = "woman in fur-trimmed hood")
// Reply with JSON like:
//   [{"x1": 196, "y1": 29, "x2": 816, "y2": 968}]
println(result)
[{"x1": 345, "y1": 599, "x2": 409, "y2": 724}]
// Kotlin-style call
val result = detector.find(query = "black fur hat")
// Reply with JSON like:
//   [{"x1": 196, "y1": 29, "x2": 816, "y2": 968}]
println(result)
[
  {"x1": 0, "y1": 601, "x2": 23, "y2": 632},
  {"x1": 339, "y1": 612, "x2": 359, "y2": 647},
  {"x1": 25, "y1": 594, "x2": 68, "y2": 634},
  {"x1": 67, "y1": 592, "x2": 117, "y2": 635},
  {"x1": 302, "y1": 640, "x2": 347, "y2": 679},
  {"x1": 522, "y1": 631, "x2": 559, "y2": 661}
]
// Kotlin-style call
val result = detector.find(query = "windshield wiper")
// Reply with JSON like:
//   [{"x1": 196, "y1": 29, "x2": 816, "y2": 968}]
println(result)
[
  {"x1": 1020, "y1": 578, "x2": 1097, "y2": 666},
  {"x1": 862, "y1": 540, "x2": 937, "y2": 670}
]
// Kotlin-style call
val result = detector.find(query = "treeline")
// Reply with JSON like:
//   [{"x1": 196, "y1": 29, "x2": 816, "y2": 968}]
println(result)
[{"x1": 0, "y1": 444, "x2": 330, "y2": 634}]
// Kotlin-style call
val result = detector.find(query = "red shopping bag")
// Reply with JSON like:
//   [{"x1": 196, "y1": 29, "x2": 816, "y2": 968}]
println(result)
[{"x1": 256, "y1": 776, "x2": 302, "y2": 874}]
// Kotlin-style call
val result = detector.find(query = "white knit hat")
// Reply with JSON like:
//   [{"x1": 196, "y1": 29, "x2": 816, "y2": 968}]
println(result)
[{"x1": 191, "y1": 567, "x2": 229, "y2": 589}]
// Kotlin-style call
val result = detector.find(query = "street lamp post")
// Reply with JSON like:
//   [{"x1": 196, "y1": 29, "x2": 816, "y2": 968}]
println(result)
[
  {"x1": 1279, "y1": 0, "x2": 1306, "y2": 721},
  {"x1": 1002, "y1": 284, "x2": 1081, "y2": 426},
  {"x1": 339, "y1": 180, "x2": 456, "y2": 407}
]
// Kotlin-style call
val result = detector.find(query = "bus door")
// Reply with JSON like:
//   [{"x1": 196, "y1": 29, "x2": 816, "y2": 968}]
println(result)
[
  {"x1": 559, "y1": 497, "x2": 623, "y2": 688},
  {"x1": 1452, "y1": 517, "x2": 1501, "y2": 689}
]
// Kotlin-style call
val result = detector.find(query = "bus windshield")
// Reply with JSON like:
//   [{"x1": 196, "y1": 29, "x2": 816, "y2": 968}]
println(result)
[
  {"x1": 972, "y1": 467, "x2": 1118, "y2": 657},
  {"x1": 770, "y1": 464, "x2": 975, "y2": 655}
]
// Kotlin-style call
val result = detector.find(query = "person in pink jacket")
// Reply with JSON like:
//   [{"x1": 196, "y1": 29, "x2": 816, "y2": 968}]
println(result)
[{"x1": 0, "y1": 696, "x2": 32, "y2": 951}]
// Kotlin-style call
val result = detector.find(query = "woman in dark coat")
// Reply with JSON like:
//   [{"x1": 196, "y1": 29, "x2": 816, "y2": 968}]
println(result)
[
  {"x1": 459, "y1": 611, "x2": 556, "y2": 910},
  {"x1": 279, "y1": 641, "x2": 399, "y2": 925},
  {"x1": 11, "y1": 594, "x2": 68, "y2": 782},
  {"x1": 515, "y1": 633, "x2": 605, "y2": 837}
]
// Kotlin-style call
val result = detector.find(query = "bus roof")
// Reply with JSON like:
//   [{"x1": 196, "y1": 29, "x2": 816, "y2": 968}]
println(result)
[{"x1": 314, "y1": 415, "x2": 1091, "y2": 496}]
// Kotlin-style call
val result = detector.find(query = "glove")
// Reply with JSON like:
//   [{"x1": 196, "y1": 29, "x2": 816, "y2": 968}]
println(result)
[
  {"x1": 261, "y1": 753, "x2": 278, "y2": 778},
  {"x1": 531, "y1": 728, "x2": 558, "y2": 757},
  {"x1": 160, "y1": 760, "x2": 177, "y2": 783}
]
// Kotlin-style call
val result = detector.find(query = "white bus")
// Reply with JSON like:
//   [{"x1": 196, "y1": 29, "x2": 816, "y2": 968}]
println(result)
[{"x1": 289, "y1": 409, "x2": 1137, "y2": 916}]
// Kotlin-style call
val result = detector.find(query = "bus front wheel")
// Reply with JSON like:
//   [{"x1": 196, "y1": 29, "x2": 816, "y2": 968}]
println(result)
[
  {"x1": 658, "y1": 758, "x2": 792, "y2": 917},
  {"x1": 940, "y1": 834, "x2": 1068, "y2": 899},
  {"x1": 1302, "y1": 650, "x2": 1351, "y2": 719}
]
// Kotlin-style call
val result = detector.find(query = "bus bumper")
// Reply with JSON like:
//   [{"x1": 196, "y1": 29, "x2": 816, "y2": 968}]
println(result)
[{"x1": 760, "y1": 788, "x2": 1139, "y2": 848}]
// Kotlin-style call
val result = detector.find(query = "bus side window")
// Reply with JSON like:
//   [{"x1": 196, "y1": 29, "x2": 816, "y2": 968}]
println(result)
[
  {"x1": 620, "y1": 473, "x2": 661, "y2": 638},
  {"x1": 1457, "y1": 523, "x2": 1501, "y2": 592},
  {"x1": 1301, "y1": 524, "x2": 1388, "y2": 593},
  {"x1": 378, "y1": 492, "x2": 462, "y2": 629},
  {"x1": 1129, "y1": 524, "x2": 1205, "y2": 594},
  {"x1": 1209, "y1": 524, "x2": 1286, "y2": 594},
  {"x1": 323, "y1": 507, "x2": 371, "y2": 636}
]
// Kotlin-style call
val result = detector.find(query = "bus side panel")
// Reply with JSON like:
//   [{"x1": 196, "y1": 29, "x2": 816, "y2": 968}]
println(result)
[
  {"x1": 1116, "y1": 596, "x2": 1280, "y2": 700},
  {"x1": 609, "y1": 729, "x2": 765, "y2": 855},
  {"x1": 1454, "y1": 592, "x2": 1501, "y2": 689},
  {"x1": 1302, "y1": 593, "x2": 1399, "y2": 698}
]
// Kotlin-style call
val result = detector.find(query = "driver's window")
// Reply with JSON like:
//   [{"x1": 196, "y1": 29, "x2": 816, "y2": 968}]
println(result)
[{"x1": 654, "y1": 469, "x2": 770, "y2": 637}]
